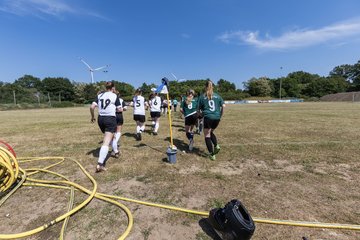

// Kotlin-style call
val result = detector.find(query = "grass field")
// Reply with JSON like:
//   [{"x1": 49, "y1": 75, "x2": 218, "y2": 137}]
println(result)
[{"x1": 0, "y1": 102, "x2": 359, "y2": 240}]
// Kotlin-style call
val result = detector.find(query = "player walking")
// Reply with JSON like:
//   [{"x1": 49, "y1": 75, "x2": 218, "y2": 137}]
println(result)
[
  {"x1": 130, "y1": 88, "x2": 148, "y2": 141},
  {"x1": 198, "y1": 80, "x2": 225, "y2": 160},
  {"x1": 149, "y1": 90, "x2": 162, "y2": 135},
  {"x1": 90, "y1": 81, "x2": 122, "y2": 172},
  {"x1": 180, "y1": 89, "x2": 198, "y2": 151}
]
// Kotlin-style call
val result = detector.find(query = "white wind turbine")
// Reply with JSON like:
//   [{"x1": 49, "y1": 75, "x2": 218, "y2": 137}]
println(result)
[
  {"x1": 171, "y1": 72, "x2": 187, "y2": 82},
  {"x1": 80, "y1": 58, "x2": 110, "y2": 84}
]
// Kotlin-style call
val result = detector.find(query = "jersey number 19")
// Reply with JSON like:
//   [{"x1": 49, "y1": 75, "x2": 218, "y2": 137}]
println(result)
[{"x1": 100, "y1": 99, "x2": 111, "y2": 109}]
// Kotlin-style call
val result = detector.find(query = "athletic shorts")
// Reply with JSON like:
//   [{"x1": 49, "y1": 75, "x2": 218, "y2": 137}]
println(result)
[
  {"x1": 133, "y1": 114, "x2": 146, "y2": 123},
  {"x1": 116, "y1": 113, "x2": 124, "y2": 125},
  {"x1": 150, "y1": 111, "x2": 161, "y2": 118},
  {"x1": 185, "y1": 114, "x2": 198, "y2": 126},
  {"x1": 203, "y1": 117, "x2": 220, "y2": 130},
  {"x1": 98, "y1": 115, "x2": 117, "y2": 134}
]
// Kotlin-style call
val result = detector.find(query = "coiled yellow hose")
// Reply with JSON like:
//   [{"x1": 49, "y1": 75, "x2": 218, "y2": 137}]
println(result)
[{"x1": 0, "y1": 146, "x2": 359, "y2": 239}]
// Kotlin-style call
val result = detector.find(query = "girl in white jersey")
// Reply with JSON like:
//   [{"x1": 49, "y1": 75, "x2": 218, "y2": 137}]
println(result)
[
  {"x1": 111, "y1": 90, "x2": 127, "y2": 158},
  {"x1": 149, "y1": 90, "x2": 162, "y2": 135},
  {"x1": 90, "y1": 81, "x2": 122, "y2": 172},
  {"x1": 130, "y1": 88, "x2": 148, "y2": 141}
]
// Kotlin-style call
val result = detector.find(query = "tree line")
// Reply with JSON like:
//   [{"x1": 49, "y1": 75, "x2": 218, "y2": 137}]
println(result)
[
  {"x1": 0, "y1": 60, "x2": 359, "y2": 106},
  {"x1": 0, "y1": 76, "x2": 245, "y2": 105},
  {"x1": 244, "y1": 60, "x2": 360, "y2": 99}
]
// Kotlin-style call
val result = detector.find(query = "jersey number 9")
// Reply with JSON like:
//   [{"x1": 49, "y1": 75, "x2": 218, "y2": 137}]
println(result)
[{"x1": 208, "y1": 100, "x2": 215, "y2": 112}]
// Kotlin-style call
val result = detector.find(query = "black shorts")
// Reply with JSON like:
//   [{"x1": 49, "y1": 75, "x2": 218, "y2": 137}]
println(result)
[
  {"x1": 185, "y1": 114, "x2": 198, "y2": 126},
  {"x1": 203, "y1": 117, "x2": 220, "y2": 130},
  {"x1": 98, "y1": 115, "x2": 117, "y2": 134},
  {"x1": 133, "y1": 114, "x2": 146, "y2": 123},
  {"x1": 150, "y1": 112, "x2": 161, "y2": 118},
  {"x1": 116, "y1": 113, "x2": 124, "y2": 125}
]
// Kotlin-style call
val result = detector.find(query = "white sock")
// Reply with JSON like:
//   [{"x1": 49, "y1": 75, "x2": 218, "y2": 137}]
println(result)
[
  {"x1": 98, "y1": 145, "x2": 109, "y2": 165},
  {"x1": 112, "y1": 132, "x2": 121, "y2": 153},
  {"x1": 140, "y1": 125, "x2": 145, "y2": 132},
  {"x1": 154, "y1": 122, "x2": 159, "y2": 132},
  {"x1": 136, "y1": 125, "x2": 140, "y2": 133}
]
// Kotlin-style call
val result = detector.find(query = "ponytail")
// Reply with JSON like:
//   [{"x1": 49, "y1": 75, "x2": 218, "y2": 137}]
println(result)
[{"x1": 205, "y1": 80, "x2": 213, "y2": 100}]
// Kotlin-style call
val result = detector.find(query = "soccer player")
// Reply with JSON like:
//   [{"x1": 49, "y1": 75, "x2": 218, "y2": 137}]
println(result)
[
  {"x1": 198, "y1": 80, "x2": 225, "y2": 160},
  {"x1": 111, "y1": 90, "x2": 127, "y2": 158},
  {"x1": 130, "y1": 88, "x2": 148, "y2": 141},
  {"x1": 90, "y1": 81, "x2": 122, "y2": 172},
  {"x1": 180, "y1": 89, "x2": 198, "y2": 151},
  {"x1": 149, "y1": 90, "x2": 162, "y2": 135}
]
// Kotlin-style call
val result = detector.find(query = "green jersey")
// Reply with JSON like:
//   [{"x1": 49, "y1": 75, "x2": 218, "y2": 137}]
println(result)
[
  {"x1": 181, "y1": 97, "x2": 198, "y2": 117},
  {"x1": 198, "y1": 93, "x2": 224, "y2": 120}
]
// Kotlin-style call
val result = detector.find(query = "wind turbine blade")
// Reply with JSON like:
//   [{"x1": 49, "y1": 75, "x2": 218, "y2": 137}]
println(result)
[
  {"x1": 94, "y1": 64, "x2": 110, "y2": 71},
  {"x1": 171, "y1": 72, "x2": 178, "y2": 80},
  {"x1": 80, "y1": 59, "x2": 92, "y2": 70}
]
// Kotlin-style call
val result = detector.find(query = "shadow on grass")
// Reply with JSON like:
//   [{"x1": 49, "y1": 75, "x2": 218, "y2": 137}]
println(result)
[
  {"x1": 198, "y1": 218, "x2": 222, "y2": 240},
  {"x1": 86, "y1": 147, "x2": 112, "y2": 165},
  {"x1": 123, "y1": 132, "x2": 137, "y2": 140},
  {"x1": 163, "y1": 137, "x2": 207, "y2": 157},
  {"x1": 86, "y1": 147, "x2": 100, "y2": 158}
]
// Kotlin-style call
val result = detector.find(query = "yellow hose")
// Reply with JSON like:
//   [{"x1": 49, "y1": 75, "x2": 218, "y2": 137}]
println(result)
[{"x1": 1, "y1": 149, "x2": 359, "y2": 240}]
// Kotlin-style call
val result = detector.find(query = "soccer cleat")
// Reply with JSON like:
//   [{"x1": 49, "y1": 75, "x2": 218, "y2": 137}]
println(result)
[
  {"x1": 136, "y1": 133, "x2": 142, "y2": 141},
  {"x1": 209, "y1": 154, "x2": 216, "y2": 161},
  {"x1": 96, "y1": 164, "x2": 107, "y2": 173},
  {"x1": 111, "y1": 151, "x2": 120, "y2": 158},
  {"x1": 153, "y1": 132, "x2": 158, "y2": 135},
  {"x1": 214, "y1": 145, "x2": 221, "y2": 155},
  {"x1": 189, "y1": 138, "x2": 194, "y2": 151}
]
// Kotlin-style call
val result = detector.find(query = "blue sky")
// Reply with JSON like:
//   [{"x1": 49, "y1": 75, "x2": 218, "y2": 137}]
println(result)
[{"x1": 1, "y1": 0, "x2": 360, "y2": 89}]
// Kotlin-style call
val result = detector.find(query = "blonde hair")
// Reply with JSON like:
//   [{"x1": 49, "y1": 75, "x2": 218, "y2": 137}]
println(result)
[
  {"x1": 205, "y1": 80, "x2": 214, "y2": 99},
  {"x1": 186, "y1": 90, "x2": 194, "y2": 105}
]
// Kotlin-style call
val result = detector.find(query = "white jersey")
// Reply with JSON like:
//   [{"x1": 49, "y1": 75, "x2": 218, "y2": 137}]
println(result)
[
  {"x1": 116, "y1": 97, "x2": 127, "y2": 115},
  {"x1": 149, "y1": 96, "x2": 161, "y2": 112},
  {"x1": 132, "y1": 95, "x2": 147, "y2": 115},
  {"x1": 93, "y1": 91, "x2": 120, "y2": 117}
]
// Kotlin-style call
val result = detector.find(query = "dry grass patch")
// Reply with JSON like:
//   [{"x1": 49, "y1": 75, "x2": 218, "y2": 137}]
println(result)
[{"x1": 1, "y1": 102, "x2": 359, "y2": 239}]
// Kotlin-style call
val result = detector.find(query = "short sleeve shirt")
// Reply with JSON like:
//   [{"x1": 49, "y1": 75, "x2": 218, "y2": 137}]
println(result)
[
  {"x1": 198, "y1": 93, "x2": 224, "y2": 120},
  {"x1": 149, "y1": 96, "x2": 162, "y2": 112},
  {"x1": 132, "y1": 95, "x2": 147, "y2": 115},
  {"x1": 180, "y1": 98, "x2": 198, "y2": 118},
  {"x1": 92, "y1": 91, "x2": 120, "y2": 117}
]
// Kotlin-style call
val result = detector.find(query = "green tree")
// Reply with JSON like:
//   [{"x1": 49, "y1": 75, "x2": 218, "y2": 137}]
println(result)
[
  {"x1": 113, "y1": 81, "x2": 135, "y2": 101},
  {"x1": 244, "y1": 77, "x2": 272, "y2": 97},
  {"x1": 217, "y1": 79, "x2": 236, "y2": 92},
  {"x1": 41, "y1": 77, "x2": 75, "y2": 101},
  {"x1": 13, "y1": 75, "x2": 42, "y2": 89}
]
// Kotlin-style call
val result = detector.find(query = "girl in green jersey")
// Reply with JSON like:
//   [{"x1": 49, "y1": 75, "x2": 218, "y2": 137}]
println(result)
[{"x1": 198, "y1": 80, "x2": 225, "y2": 160}]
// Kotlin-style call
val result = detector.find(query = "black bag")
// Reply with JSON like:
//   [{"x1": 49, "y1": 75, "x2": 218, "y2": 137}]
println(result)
[{"x1": 208, "y1": 199, "x2": 255, "y2": 240}]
